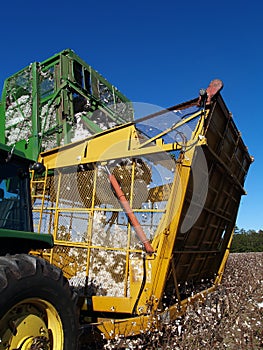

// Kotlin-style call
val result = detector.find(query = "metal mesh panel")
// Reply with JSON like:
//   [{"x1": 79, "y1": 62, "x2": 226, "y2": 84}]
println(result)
[
  {"x1": 32, "y1": 210, "x2": 55, "y2": 234},
  {"x1": 52, "y1": 245, "x2": 88, "y2": 283},
  {"x1": 58, "y1": 172, "x2": 82, "y2": 208},
  {"x1": 88, "y1": 248, "x2": 127, "y2": 297},
  {"x1": 77, "y1": 170, "x2": 95, "y2": 208},
  {"x1": 32, "y1": 155, "x2": 174, "y2": 297},
  {"x1": 5, "y1": 68, "x2": 32, "y2": 145},
  {"x1": 56, "y1": 211, "x2": 89, "y2": 242},
  {"x1": 39, "y1": 100, "x2": 58, "y2": 152},
  {"x1": 91, "y1": 210, "x2": 128, "y2": 248},
  {"x1": 95, "y1": 169, "x2": 120, "y2": 207},
  {"x1": 32, "y1": 174, "x2": 57, "y2": 208}
]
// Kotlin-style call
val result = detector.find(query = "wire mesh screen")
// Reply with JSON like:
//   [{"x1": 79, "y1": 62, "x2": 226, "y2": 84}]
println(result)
[
  {"x1": 32, "y1": 155, "x2": 174, "y2": 296},
  {"x1": 5, "y1": 67, "x2": 33, "y2": 146}
]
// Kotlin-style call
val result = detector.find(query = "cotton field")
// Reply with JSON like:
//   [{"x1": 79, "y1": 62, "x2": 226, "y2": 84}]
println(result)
[{"x1": 101, "y1": 252, "x2": 263, "y2": 349}]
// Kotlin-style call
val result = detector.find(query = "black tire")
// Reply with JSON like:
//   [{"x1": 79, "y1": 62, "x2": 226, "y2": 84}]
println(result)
[{"x1": 0, "y1": 254, "x2": 79, "y2": 350}]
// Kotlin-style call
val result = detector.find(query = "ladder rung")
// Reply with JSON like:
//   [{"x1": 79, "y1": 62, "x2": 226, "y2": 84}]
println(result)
[{"x1": 31, "y1": 168, "x2": 48, "y2": 233}]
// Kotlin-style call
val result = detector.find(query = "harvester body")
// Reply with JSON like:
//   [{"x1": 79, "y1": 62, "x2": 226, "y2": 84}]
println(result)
[
  {"x1": 31, "y1": 88, "x2": 251, "y2": 338},
  {"x1": 0, "y1": 50, "x2": 252, "y2": 344}
]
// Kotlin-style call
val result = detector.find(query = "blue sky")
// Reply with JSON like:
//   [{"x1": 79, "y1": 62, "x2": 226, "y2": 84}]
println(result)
[{"x1": 0, "y1": 0, "x2": 262, "y2": 231}]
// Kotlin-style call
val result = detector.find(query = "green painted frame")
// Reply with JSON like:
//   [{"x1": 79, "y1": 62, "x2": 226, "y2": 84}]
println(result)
[{"x1": 0, "y1": 49, "x2": 133, "y2": 161}]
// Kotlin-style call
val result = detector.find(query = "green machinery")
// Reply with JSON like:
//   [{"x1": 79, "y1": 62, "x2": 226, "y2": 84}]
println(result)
[{"x1": 0, "y1": 49, "x2": 133, "y2": 161}]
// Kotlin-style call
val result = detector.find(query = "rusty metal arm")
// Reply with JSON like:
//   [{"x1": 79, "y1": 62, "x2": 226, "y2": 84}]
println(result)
[{"x1": 105, "y1": 167, "x2": 154, "y2": 254}]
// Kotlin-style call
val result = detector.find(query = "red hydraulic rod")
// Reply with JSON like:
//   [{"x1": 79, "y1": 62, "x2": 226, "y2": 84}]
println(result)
[{"x1": 107, "y1": 170, "x2": 154, "y2": 254}]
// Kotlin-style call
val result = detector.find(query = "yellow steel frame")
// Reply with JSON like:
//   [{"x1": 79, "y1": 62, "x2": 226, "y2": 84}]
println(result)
[
  {"x1": 95, "y1": 229, "x2": 234, "y2": 339},
  {"x1": 31, "y1": 103, "x2": 246, "y2": 338}
]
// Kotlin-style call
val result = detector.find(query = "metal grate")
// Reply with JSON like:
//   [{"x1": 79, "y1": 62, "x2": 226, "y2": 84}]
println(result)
[{"x1": 32, "y1": 156, "x2": 174, "y2": 296}]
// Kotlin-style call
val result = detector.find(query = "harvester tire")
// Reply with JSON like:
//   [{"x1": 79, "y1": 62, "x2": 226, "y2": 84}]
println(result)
[{"x1": 0, "y1": 254, "x2": 79, "y2": 350}]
